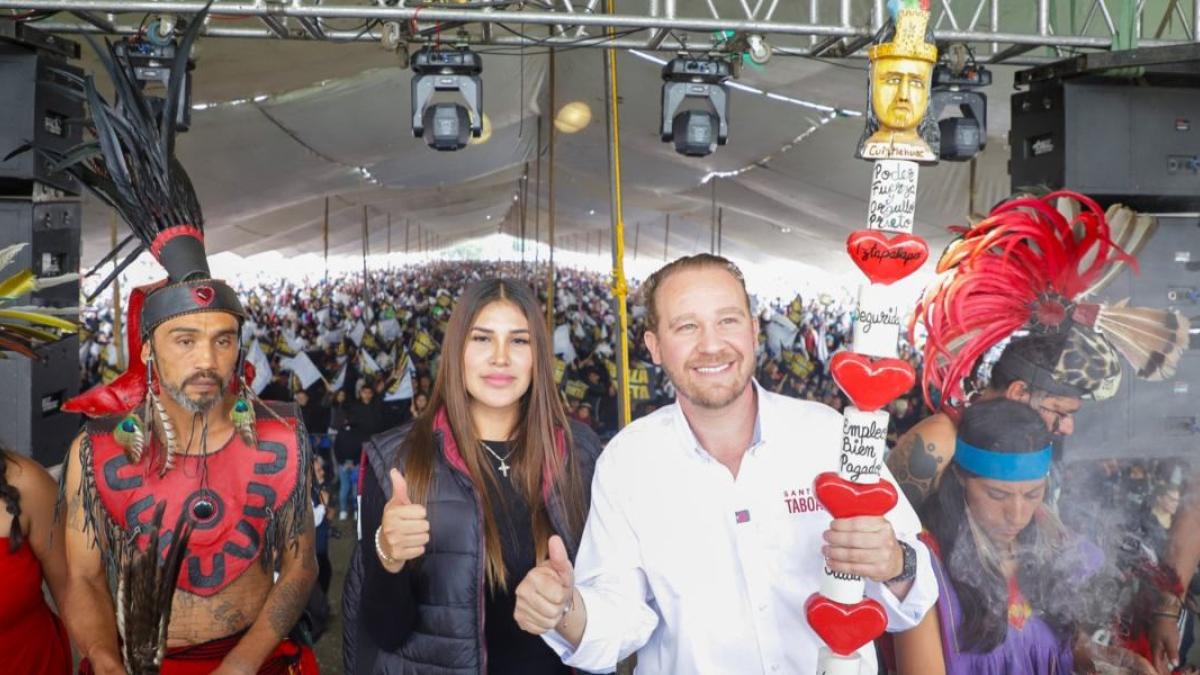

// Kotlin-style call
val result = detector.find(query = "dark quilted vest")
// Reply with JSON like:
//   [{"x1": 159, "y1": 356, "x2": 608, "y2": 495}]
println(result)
[{"x1": 342, "y1": 421, "x2": 600, "y2": 675}]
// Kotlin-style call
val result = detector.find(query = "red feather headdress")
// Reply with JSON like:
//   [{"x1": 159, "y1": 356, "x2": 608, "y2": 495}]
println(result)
[{"x1": 913, "y1": 190, "x2": 1189, "y2": 414}]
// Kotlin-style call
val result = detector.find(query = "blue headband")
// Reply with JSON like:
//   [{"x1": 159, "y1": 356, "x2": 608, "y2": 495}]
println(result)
[{"x1": 953, "y1": 438, "x2": 1053, "y2": 482}]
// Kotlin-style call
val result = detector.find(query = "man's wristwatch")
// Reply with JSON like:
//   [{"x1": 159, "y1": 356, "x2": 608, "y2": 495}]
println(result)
[{"x1": 885, "y1": 540, "x2": 917, "y2": 585}]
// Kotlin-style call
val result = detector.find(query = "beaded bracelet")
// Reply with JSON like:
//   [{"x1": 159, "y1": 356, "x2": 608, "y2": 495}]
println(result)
[{"x1": 375, "y1": 526, "x2": 400, "y2": 566}]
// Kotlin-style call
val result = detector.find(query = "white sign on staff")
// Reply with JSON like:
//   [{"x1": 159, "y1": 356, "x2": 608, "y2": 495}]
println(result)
[
  {"x1": 866, "y1": 160, "x2": 918, "y2": 234},
  {"x1": 852, "y1": 284, "x2": 902, "y2": 359}
]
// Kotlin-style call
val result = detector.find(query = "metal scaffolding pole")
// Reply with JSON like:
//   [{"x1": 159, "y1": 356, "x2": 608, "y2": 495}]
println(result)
[
  {"x1": 11, "y1": 0, "x2": 1196, "y2": 58},
  {"x1": 663, "y1": 213, "x2": 670, "y2": 261},
  {"x1": 545, "y1": 46, "x2": 557, "y2": 333},
  {"x1": 110, "y1": 212, "x2": 124, "y2": 370},
  {"x1": 534, "y1": 117, "x2": 543, "y2": 265}
]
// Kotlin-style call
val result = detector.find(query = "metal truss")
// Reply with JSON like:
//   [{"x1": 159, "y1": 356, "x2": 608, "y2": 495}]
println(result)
[{"x1": 1, "y1": 0, "x2": 1197, "y2": 63}]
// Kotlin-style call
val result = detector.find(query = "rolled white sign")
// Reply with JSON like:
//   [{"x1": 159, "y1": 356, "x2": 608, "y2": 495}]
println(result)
[
  {"x1": 819, "y1": 564, "x2": 866, "y2": 605},
  {"x1": 866, "y1": 159, "x2": 919, "y2": 234},
  {"x1": 839, "y1": 407, "x2": 889, "y2": 484},
  {"x1": 817, "y1": 646, "x2": 862, "y2": 675},
  {"x1": 852, "y1": 284, "x2": 902, "y2": 359}
]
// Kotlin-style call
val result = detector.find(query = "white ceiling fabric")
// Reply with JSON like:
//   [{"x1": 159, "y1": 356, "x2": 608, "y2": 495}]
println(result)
[{"x1": 76, "y1": 37, "x2": 1019, "y2": 275}]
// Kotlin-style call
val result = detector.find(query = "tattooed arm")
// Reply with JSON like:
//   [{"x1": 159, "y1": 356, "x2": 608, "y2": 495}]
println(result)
[
  {"x1": 217, "y1": 496, "x2": 318, "y2": 674},
  {"x1": 59, "y1": 434, "x2": 125, "y2": 675},
  {"x1": 886, "y1": 414, "x2": 957, "y2": 511}
]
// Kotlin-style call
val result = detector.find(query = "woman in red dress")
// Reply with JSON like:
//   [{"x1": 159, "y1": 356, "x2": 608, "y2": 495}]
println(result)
[{"x1": 0, "y1": 449, "x2": 72, "y2": 674}]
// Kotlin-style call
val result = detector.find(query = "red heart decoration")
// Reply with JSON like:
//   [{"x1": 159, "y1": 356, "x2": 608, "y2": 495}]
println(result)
[
  {"x1": 805, "y1": 594, "x2": 888, "y2": 656},
  {"x1": 814, "y1": 471, "x2": 898, "y2": 519},
  {"x1": 846, "y1": 230, "x2": 929, "y2": 286},
  {"x1": 191, "y1": 285, "x2": 215, "y2": 307},
  {"x1": 830, "y1": 352, "x2": 915, "y2": 412}
]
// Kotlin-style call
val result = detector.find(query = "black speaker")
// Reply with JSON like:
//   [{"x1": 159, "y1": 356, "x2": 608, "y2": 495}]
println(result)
[
  {"x1": 1009, "y1": 78, "x2": 1200, "y2": 211},
  {"x1": 1067, "y1": 218, "x2": 1200, "y2": 460},
  {"x1": 0, "y1": 24, "x2": 84, "y2": 464},
  {"x1": 0, "y1": 334, "x2": 81, "y2": 466},
  {"x1": 0, "y1": 30, "x2": 84, "y2": 197},
  {"x1": 0, "y1": 200, "x2": 81, "y2": 309}
]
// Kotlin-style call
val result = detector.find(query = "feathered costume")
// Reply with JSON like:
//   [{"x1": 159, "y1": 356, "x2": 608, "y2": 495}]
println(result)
[
  {"x1": 37, "y1": 9, "x2": 314, "y2": 674},
  {"x1": 914, "y1": 190, "x2": 1189, "y2": 414}
]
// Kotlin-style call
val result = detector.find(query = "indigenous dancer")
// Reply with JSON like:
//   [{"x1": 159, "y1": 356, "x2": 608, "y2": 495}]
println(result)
[
  {"x1": 887, "y1": 192, "x2": 1188, "y2": 509},
  {"x1": 49, "y1": 19, "x2": 317, "y2": 675},
  {"x1": 894, "y1": 398, "x2": 1155, "y2": 675}
]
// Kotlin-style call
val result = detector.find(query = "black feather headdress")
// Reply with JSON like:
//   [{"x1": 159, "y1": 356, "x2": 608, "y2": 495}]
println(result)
[
  {"x1": 22, "y1": 2, "x2": 250, "y2": 420},
  {"x1": 27, "y1": 0, "x2": 242, "y2": 329}
]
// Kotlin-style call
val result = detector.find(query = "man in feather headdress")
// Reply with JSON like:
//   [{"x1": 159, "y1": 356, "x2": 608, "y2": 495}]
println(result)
[
  {"x1": 49, "y1": 17, "x2": 318, "y2": 675},
  {"x1": 886, "y1": 191, "x2": 1189, "y2": 510}
]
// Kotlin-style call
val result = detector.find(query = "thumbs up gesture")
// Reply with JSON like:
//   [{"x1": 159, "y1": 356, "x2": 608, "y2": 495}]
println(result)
[
  {"x1": 376, "y1": 468, "x2": 430, "y2": 573},
  {"x1": 514, "y1": 535, "x2": 577, "y2": 636}
]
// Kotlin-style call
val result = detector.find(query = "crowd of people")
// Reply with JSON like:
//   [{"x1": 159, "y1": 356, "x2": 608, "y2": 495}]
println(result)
[{"x1": 78, "y1": 261, "x2": 927, "y2": 450}]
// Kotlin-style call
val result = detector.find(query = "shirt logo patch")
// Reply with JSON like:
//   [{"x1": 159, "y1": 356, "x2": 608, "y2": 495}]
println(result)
[
  {"x1": 735, "y1": 509, "x2": 751, "y2": 524},
  {"x1": 783, "y1": 487, "x2": 827, "y2": 515}
]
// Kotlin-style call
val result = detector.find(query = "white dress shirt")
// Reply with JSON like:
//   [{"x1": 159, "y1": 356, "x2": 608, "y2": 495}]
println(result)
[{"x1": 544, "y1": 383, "x2": 937, "y2": 674}]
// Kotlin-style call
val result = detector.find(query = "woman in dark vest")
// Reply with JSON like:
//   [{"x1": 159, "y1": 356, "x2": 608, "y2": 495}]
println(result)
[{"x1": 344, "y1": 278, "x2": 602, "y2": 674}]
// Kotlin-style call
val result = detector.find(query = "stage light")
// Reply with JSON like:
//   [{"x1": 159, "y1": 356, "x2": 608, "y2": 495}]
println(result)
[
  {"x1": 112, "y1": 26, "x2": 195, "y2": 132},
  {"x1": 660, "y1": 57, "x2": 731, "y2": 158},
  {"x1": 411, "y1": 46, "x2": 483, "y2": 152},
  {"x1": 929, "y1": 62, "x2": 991, "y2": 162},
  {"x1": 555, "y1": 101, "x2": 592, "y2": 133}
]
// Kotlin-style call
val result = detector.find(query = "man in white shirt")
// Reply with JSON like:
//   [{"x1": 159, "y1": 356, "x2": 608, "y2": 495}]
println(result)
[{"x1": 513, "y1": 254, "x2": 937, "y2": 674}]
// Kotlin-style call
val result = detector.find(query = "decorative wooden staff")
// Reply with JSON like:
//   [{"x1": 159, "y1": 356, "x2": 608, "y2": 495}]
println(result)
[{"x1": 804, "y1": 2, "x2": 936, "y2": 672}]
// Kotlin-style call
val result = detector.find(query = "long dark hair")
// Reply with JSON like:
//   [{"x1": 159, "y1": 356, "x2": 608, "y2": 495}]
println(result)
[
  {"x1": 921, "y1": 398, "x2": 1089, "y2": 652},
  {"x1": 398, "y1": 278, "x2": 584, "y2": 590},
  {"x1": 0, "y1": 450, "x2": 23, "y2": 552}
]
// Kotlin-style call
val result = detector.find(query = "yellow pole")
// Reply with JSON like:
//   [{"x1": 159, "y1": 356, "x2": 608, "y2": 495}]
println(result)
[{"x1": 603, "y1": 0, "x2": 632, "y2": 430}]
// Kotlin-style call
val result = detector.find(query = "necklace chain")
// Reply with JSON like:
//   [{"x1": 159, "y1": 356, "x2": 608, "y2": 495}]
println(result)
[{"x1": 481, "y1": 442, "x2": 514, "y2": 478}]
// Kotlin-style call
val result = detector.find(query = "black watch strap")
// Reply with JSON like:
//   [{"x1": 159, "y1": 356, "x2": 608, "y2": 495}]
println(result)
[{"x1": 886, "y1": 540, "x2": 917, "y2": 585}]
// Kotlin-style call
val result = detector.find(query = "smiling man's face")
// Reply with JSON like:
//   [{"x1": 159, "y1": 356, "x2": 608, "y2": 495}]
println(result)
[{"x1": 645, "y1": 266, "x2": 758, "y2": 411}]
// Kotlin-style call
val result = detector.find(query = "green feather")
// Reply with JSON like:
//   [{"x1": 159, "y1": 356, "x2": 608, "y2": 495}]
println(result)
[{"x1": 113, "y1": 414, "x2": 143, "y2": 448}]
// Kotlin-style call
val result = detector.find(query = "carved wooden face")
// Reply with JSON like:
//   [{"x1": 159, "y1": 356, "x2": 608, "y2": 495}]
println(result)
[{"x1": 870, "y1": 56, "x2": 933, "y2": 133}]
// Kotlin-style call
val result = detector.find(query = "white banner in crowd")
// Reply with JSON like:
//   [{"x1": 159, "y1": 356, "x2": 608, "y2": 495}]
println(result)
[
  {"x1": 359, "y1": 350, "x2": 381, "y2": 375},
  {"x1": 349, "y1": 321, "x2": 367, "y2": 346},
  {"x1": 330, "y1": 364, "x2": 347, "y2": 391},
  {"x1": 247, "y1": 341, "x2": 272, "y2": 394},
  {"x1": 765, "y1": 315, "x2": 799, "y2": 359},
  {"x1": 281, "y1": 351, "x2": 324, "y2": 389},
  {"x1": 378, "y1": 318, "x2": 401, "y2": 341},
  {"x1": 385, "y1": 351, "x2": 414, "y2": 402}
]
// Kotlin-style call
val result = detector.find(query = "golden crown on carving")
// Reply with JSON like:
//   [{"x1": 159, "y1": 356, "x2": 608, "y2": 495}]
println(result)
[{"x1": 868, "y1": 8, "x2": 937, "y2": 63}]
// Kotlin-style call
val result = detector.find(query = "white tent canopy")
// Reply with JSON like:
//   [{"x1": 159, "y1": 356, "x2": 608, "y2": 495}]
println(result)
[{"x1": 76, "y1": 34, "x2": 1017, "y2": 274}]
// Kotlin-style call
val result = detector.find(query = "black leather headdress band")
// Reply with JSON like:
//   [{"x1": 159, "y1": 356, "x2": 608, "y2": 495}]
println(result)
[{"x1": 141, "y1": 279, "x2": 246, "y2": 339}]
